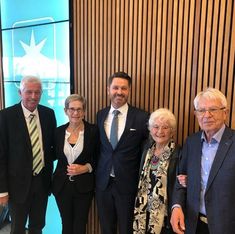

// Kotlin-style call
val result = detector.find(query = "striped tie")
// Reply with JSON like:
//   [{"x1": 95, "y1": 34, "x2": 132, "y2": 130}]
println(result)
[{"x1": 29, "y1": 114, "x2": 43, "y2": 175}]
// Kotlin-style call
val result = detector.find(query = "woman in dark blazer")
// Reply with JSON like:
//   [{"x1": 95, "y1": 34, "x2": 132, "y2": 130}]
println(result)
[
  {"x1": 133, "y1": 108, "x2": 181, "y2": 234},
  {"x1": 52, "y1": 94, "x2": 98, "y2": 234}
]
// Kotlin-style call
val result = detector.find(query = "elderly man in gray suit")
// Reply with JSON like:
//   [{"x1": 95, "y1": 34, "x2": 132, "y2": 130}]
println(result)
[{"x1": 171, "y1": 88, "x2": 235, "y2": 234}]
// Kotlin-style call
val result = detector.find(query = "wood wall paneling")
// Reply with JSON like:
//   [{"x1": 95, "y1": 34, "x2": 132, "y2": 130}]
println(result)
[{"x1": 71, "y1": 1, "x2": 235, "y2": 233}]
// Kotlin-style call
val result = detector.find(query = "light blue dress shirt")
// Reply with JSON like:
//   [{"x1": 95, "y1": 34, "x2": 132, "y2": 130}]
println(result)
[{"x1": 200, "y1": 124, "x2": 225, "y2": 215}]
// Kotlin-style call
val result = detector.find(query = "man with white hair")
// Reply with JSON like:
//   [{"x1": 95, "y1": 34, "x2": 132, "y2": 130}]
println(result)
[
  {"x1": 170, "y1": 88, "x2": 235, "y2": 234},
  {"x1": 0, "y1": 76, "x2": 56, "y2": 234}
]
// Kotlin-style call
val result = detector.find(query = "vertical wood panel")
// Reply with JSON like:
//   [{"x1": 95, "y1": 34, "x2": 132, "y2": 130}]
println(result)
[
  {"x1": 71, "y1": 0, "x2": 235, "y2": 233},
  {"x1": 209, "y1": 0, "x2": 219, "y2": 86}
]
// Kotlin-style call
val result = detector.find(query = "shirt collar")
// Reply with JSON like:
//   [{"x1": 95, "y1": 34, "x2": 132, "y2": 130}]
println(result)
[
  {"x1": 201, "y1": 124, "x2": 225, "y2": 143},
  {"x1": 21, "y1": 102, "x2": 39, "y2": 119},
  {"x1": 110, "y1": 103, "x2": 128, "y2": 115}
]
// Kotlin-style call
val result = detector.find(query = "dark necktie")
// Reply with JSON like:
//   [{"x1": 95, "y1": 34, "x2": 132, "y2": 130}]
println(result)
[
  {"x1": 110, "y1": 109, "x2": 120, "y2": 149},
  {"x1": 29, "y1": 114, "x2": 43, "y2": 175}
]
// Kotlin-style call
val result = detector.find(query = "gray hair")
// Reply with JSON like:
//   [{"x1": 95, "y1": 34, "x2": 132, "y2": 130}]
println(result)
[
  {"x1": 194, "y1": 87, "x2": 227, "y2": 110},
  {"x1": 65, "y1": 94, "x2": 86, "y2": 110},
  {"x1": 149, "y1": 108, "x2": 176, "y2": 130},
  {"x1": 19, "y1": 75, "x2": 42, "y2": 91}
]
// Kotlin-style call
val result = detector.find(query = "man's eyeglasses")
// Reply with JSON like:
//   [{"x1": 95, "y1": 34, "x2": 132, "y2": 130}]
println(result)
[
  {"x1": 67, "y1": 107, "x2": 84, "y2": 114},
  {"x1": 195, "y1": 107, "x2": 226, "y2": 117}
]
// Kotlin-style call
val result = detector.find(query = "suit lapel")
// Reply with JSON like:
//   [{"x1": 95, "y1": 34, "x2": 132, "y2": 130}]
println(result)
[
  {"x1": 100, "y1": 107, "x2": 112, "y2": 148},
  {"x1": 58, "y1": 124, "x2": 68, "y2": 163},
  {"x1": 15, "y1": 104, "x2": 32, "y2": 149},
  {"x1": 193, "y1": 135, "x2": 202, "y2": 188},
  {"x1": 206, "y1": 127, "x2": 233, "y2": 193},
  {"x1": 117, "y1": 106, "x2": 134, "y2": 147},
  {"x1": 37, "y1": 106, "x2": 46, "y2": 148}
]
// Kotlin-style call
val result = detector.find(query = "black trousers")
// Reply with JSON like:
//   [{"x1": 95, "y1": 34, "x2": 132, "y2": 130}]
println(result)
[
  {"x1": 55, "y1": 181, "x2": 93, "y2": 234},
  {"x1": 96, "y1": 177, "x2": 136, "y2": 234},
  {"x1": 196, "y1": 217, "x2": 209, "y2": 234},
  {"x1": 9, "y1": 175, "x2": 48, "y2": 234}
]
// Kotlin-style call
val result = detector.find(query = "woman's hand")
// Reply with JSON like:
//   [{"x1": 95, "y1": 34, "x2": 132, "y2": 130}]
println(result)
[
  {"x1": 67, "y1": 163, "x2": 89, "y2": 176},
  {"x1": 177, "y1": 174, "x2": 187, "y2": 187}
]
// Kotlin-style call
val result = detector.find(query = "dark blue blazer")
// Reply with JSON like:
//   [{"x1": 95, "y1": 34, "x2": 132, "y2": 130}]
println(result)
[
  {"x1": 0, "y1": 103, "x2": 56, "y2": 203},
  {"x1": 52, "y1": 120, "x2": 99, "y2": 195},
  {"x1": 96, "y1": 105, "x2": 149, "y2": 194},
  {"x1": 173, "y1": 127, "x2": 235, "y2": 234}
]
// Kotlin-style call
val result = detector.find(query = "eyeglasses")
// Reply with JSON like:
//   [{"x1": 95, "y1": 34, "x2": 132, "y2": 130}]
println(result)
[
  {"x1": 152, "y1": 125, "x2": 171, "y2": 131},
  {"x1": 195, "y1": 107, "x2": 226, "y2": 117},
  {"x1": 67, "y1": 107, "x2": 84, "y2": 114}
]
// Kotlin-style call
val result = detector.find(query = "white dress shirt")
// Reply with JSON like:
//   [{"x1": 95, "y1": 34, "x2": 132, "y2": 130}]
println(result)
[
  {"x1": 64, "y1": 130, "x2": 84, "y2": 164},
  {"x1": 104, "y1": 103, "x2": 128, "y2": 143}
]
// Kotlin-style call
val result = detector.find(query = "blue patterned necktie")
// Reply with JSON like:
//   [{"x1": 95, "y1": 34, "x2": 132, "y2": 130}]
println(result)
[{"x1": 110, "y1": 109, "x2": 120, "y2": 149}]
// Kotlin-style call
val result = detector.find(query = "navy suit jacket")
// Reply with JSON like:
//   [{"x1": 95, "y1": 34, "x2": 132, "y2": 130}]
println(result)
[
  {"x1": 96, "y1": 105, "x2": 149, "y2": 194},
  {"x1": 0, "y1": 103, "x2": 56, "y2": 203},
  {"x1": 52, "y1": 120, "x2": 99, "y2": 195},
  {"x1": 173, "y1": 127, "x2": 235, "y2": 234}
]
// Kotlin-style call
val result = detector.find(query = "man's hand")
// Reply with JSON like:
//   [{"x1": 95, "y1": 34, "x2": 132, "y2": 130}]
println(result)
[
  {"x1": 177, "y1": 174, "x2": 187, "y2": 187},
  {"x1": 0, "y1": 195, "x2": 9, "y2": 206},
  {"x1": 170, "y1": 207, "x2": 185, "y2": 234}
]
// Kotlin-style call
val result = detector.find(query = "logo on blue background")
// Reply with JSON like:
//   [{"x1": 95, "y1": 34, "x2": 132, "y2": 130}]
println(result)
[{"x1": 12, "y1": 17, "x2": 67, "y2": 89}]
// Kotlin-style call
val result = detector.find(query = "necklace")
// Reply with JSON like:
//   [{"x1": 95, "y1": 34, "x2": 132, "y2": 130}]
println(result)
[{"x1": 150, "y1": 154, "x2": 160, "y2": 170}]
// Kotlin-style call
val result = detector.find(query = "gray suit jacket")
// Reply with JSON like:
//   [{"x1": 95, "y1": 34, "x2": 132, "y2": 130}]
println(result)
[{"x1": 173, "y1": 127, "x2": 235, "y2": 234}]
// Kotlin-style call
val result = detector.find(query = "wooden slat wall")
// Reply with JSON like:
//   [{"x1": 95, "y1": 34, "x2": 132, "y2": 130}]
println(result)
[
  {"x1": 72, "y1": 0, "x2": 235, "y2": 233},
  {"x1": 73, "y1": 0, "x2": 235, "y2": 143}
]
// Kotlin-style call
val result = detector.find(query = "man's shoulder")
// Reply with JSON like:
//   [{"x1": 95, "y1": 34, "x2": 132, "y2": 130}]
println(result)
[
  {"x1": 0, "y1": 103, "x2": 21, "y2": 115},
  {"x1": 38, "y1": 104, "x2": 54, "y2": 113},
  {"x1": 187, "y1": 131, "x2": 202, "y2": 139},
  {"x1": 127, "y1": 105, "x2": 149, "y2": 118},
  {"x1": 222, "y1": 126, "x2": 235, "y2": 141},
  {"x1": 97, "y1": 106, "x2": 110, "y2": 116}
]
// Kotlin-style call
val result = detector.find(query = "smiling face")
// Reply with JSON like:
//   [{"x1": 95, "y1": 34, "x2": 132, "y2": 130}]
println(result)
[
  {"x1": 195, "y1": 97, "x2": 227, "y2": 141},
  {"x1": 107, "y1": 77, "x2": 130, "y2": 109},
  {"x1": 19, "y1": 81, "x2": 42, "y2": 112},
  {"x1": 65, "y1": 100, "x2": 85, "y2": 126},
  {"x1": 150, "y1": 118, "x2": 173, "y2": 146}
]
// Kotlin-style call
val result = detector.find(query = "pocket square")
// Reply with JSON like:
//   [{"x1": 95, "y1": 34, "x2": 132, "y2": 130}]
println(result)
[{"x1": 130, "y1": 128, "x2": 137, "y2": 131}]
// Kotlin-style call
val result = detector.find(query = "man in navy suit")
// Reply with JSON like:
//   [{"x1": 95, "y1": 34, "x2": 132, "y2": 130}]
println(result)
[
  {"x1": 170, "y1": 88, "x2": 235, "y2": 234},
  {"x1": 0, "y1": 76, "x2": 56, "y2": 234},
  {"x1": 96, "y1": 72, "x2": 149, "y2": 234}
]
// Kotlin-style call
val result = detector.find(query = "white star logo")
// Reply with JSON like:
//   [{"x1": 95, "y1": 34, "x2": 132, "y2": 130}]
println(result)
[{"x1": 20, "y1": 30, "x2": 47, "y2": 57}]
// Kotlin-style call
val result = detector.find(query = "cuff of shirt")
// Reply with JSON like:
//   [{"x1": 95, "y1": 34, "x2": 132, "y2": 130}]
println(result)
[
  {"x1": 171, "y1": 204, "x2": 182, "y2": 210},
  {"x1": 0, "y1": 192, "x2": 8, "y2": 197},
  {"x1": 85, "y1": 163, "x2": 93, "y2": 173}
]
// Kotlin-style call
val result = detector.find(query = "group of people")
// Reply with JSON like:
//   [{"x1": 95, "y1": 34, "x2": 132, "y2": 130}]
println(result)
[{"x1": 0, "y1": 72, "x2": 234, "y2": 234}]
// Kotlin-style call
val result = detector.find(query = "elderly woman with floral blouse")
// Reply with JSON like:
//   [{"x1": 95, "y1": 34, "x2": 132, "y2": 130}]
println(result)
[{"x1": 133, "y1": 108, "x2": 181, "y2": 234}]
